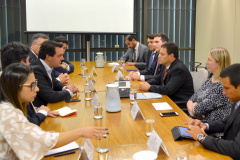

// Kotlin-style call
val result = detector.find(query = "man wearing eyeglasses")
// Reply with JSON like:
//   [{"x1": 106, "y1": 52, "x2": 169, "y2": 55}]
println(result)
[{"x1": 0, "y1": 42, "x2": 59, "y2": 126}]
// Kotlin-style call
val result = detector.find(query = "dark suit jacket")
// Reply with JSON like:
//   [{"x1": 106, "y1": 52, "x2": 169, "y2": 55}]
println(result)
[
  {"x1": 203, "y1": 103, "x2": 240, "y2": 159},
  {"x1": 122, "y1": 43, "x2": 149, "y2": 70},
  {"x1": 139, "y1": 53, "x2": 162, "y2": 81},
  {"x1": 27, "y1": 102, "x2": 46, "y2": 126},
  {"x1": 135, "y1": 50, "x2": 152, "y2": 71},
  {"x1": 29, "y1": 51, "x2": 38, "y2": 62},
  {"x1": 147, "y1": 59, "x2": 194, "y2": 104},
  {"x1": 30, "y1": 59, "x2": 71, "y2": 106},
  {"x1": 53, "y1": 59, "x2": 75, "y2": 77}
]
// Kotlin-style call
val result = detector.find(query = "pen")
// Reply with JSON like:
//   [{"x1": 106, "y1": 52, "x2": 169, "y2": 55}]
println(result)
[
  {"x1": 142, "y1": 93, "x2": 146, "y2": 97},
  {"x1": 54, "y1": 151, "x2": 75, "y2": 157}
]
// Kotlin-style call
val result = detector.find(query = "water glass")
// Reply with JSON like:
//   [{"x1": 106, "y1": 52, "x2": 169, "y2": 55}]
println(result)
[
  {"x1": 176, "y1": 149, "x2": 189, "y2": 160},
  {"x1": 85, "y1": 74, "x2": 90, "y2": 86},
  {"x1": 84, "y1": 86, "x2": 92, "y2": 101},
  {"x1": 83, "y1": 67, "x2": 88, "y2": 78},
  {"x1": 97, "y1": 134, "x2": 109, "y2": 153},
  {"x1": 145, "y1": 116, "x2": 155, "y2": 136},
  {"x1": 93, "y1": 103, "x2": 103, "y2": 119},
  {"x1": 81, "y1": 58, "x2": 86, "y2": 68},
  {"x1": 130, "y1": 89, "x2": 137, "y2": 104}
]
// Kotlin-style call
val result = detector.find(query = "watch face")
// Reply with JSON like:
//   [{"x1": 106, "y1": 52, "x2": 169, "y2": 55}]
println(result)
[{"x1": 197, "y1": 134, "x2": 205, "y2": 142}]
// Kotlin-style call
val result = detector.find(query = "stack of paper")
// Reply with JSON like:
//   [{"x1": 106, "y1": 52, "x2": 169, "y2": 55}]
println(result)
[
  {"x1": 136, "y1": 93, "x2": 162, "y2": 100},
  {"x1": 45, "y1": 141, "x2": 79, "y2": 157},
  {"x1": 55, "y1": 106, "x2": 77, "y2": 117},
  {"x1": 152, "y1": 102, "x2": 172, "y2": 110}
]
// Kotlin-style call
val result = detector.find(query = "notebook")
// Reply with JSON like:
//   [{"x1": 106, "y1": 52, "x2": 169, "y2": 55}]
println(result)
[{"x1": 55, "y1": 106, "x2": 77, "y2": 117}]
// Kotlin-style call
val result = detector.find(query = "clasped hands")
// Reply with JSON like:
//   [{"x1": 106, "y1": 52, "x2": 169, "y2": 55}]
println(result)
[
  {"x1": 185, "y1": 118, "x2": 208, "y2": 141},
  {"x1": 37, "y1": 105, "x2": 60, "y2": 117}
]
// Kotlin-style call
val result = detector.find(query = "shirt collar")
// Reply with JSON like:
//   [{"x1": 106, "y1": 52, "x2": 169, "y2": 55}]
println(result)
[
  {"x1": 31, "y1": 49, "x2": 38, "y2": 58},
  {"x1": 134, "y1": 42, "x2": 139, "y2": 52},
  {"x1": 40, "y1": 59, "x2": 53, "y2": 74},
  {"x1": 166, "y1": 64, "x2": 171, "y2": 70}
]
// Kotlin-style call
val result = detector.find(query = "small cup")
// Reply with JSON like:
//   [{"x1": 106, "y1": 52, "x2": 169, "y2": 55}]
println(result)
[
  {"x1": 104, "y1": 55, "x2": 107, "y2": 64},
  {"x1": 145, "y1": 116, "x2": 155, "y2": 136},
  {"x1": 130, "y1": 89, "x2": 137, "y2": 104},
  {"x1": 97, "y1": 133, "x2": 109, "y2": 153},
  {"x1": 84, "y1": 86, "x2": 92, "y2": 101},
  {"x1": 93, "y1": 103, "x2": 103, "y2": 119},
  {"x1": 176, "y1": 148, "x2": 189, "y2": 160}
]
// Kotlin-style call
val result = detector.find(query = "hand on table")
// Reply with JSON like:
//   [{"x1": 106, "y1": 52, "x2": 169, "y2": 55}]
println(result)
[{"x1": 139, "y1": 81, "x2": 150, "y2": 91}]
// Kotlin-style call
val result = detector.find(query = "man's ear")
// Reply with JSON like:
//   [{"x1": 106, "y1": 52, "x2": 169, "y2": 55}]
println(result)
[{"x1": 45, "y1": 54, "x2": 52, "y2": 60}]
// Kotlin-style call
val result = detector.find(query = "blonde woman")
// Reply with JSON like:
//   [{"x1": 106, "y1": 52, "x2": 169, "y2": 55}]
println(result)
[{"x1": 187, "y1": 47, "x2": 232, "y2": 123}]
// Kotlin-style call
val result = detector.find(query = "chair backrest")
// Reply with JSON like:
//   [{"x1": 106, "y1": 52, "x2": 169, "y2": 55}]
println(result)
[{"x1": 191, "y1": 69, "x2": 208, "y2": 92}]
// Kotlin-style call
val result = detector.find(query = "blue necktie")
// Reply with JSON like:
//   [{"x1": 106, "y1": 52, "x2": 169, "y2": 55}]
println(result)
[{"x1": 148, "y1": 52, "x2": 155, "y2": 68}]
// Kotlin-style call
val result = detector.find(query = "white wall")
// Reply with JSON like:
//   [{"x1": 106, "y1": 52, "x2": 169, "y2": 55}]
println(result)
[{"x1": 195, "y1": 0, "x2": 240, "y2": 65}]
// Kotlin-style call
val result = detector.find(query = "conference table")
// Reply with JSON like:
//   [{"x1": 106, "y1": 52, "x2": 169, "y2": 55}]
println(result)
[{"x1": 41, "y1": 61, "x2": 231, "y2": 160}]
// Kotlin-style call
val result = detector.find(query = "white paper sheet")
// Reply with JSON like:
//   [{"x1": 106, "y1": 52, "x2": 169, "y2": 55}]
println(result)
[{"x1": 152, "y1": 102, "x2": 172, "y2": 111}]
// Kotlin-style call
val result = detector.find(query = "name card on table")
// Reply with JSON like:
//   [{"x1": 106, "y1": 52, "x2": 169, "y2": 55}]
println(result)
[
  {"x1": 91, "y1": 93, "x2": 99, "y2": 108},
  {"x1": 78, "y1": 138, "x2": 94, "y2": 160},
  {"x1": 116, "y1": 70, "x2": 122, "y2": 80},
  {"x1": 130, "y1": 102, "x2": 144, "y2": 120},
  {"x1": 112, "y1": 64, "x2": 116, "y2": 72},
  {"x1": 147, "y1": 130, "x2": 169, "y2": 156}
]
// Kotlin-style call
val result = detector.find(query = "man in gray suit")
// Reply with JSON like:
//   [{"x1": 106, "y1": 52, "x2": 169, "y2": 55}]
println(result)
[
  {"x1": 120, "y1": 35, "x2": 149, "y2": 70},
  {"x1": 186, "y1": 63, "x2": 240, "y2": 159}
]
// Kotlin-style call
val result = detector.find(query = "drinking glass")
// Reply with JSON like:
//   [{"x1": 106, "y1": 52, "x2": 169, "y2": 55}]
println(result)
[
  {"x1": 93, "y1": 103, "x2": 103, "y2": 119},
  {"x1": 145, "y1": 116, "x2": 155, "y2": 136}
]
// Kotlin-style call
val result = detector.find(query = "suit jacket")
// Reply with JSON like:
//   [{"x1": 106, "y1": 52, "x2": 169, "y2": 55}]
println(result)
[
  {"x1": 135, "y1": 50, "x2": 152, "y2": 71},
  {"x1": 30, "y1": 59, "x2": 71, "y2": 107},
  {"x1": 122, "y1": 43, "x2": 149, "y2": 70},
  {"x1": 53, "y1": 59, "x2": 75, "y2": 77},
  {"x1": 203, "y1": 103, "x2": 240, "y2": 159},
  {"x1": 139, "y1": 53, "x2": 162, "y2": 81},
  {"x1": 147, "y1": 59, "x2": 194, "y2": 104},
  {"x1": 29, "y1": 51, "x2": 38, "y2": 62},
  {"x1": 27, "y1": 102, "x2": 46, "y2": 126}
]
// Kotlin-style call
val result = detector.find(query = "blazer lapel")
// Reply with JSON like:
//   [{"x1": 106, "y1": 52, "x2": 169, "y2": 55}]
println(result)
[
  {"x1": 38, "y1": 60, "x2": 53, "y2": 87},
  {"x1": 224, "y1": 103, "x2": 238, "y2": 133}
]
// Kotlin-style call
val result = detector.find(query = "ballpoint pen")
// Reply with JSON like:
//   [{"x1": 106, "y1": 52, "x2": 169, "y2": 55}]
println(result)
[
  {"x1": 142, "y1": 93, "x2": 146, "y2": 97},
  {"x1": 54, "y1": 151, "x2": 75, "y2": 157}
]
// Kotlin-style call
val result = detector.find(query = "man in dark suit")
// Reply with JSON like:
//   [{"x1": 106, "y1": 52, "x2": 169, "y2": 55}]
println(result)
[
  {"x1": 0, "y1": 42, "x2": 59, "y2": 126},
  {"x1": 139, "y1": 42, "x2": 194, "y2": 106},
  {"x1": 30, "y1": 40, "x2": 79, "y2": 107},
  {"x1": 130, "y1": 33, "x2": 169, "y2": 81},
  {"x1": 186, "y1": 63, "x2": 240, "y2": 159},
  {"x1": 53, "y1": 36, "x2": 74, "y2": 77},
  {"x1": 120, "y1": 35, "x2": 149, "y2": 70},
  {"x1": 30, "y1": 33, "x2": 69, "y2": 84}
]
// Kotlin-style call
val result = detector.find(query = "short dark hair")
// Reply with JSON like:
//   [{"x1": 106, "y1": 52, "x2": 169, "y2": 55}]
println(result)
[
  {"x1": 161, "y1": 42, "x2": 179, "y2": 59},
  {"x1": 147, "y1": 34, "x2": 156, "y2": 39},
  {"x1": 54, "y1": 36, "x2": 69, "y2": 44},
  {"x1": 1, "y1": 42, "x2": 31, "y2": 70},
  {"x1": 155, "y1": 33, "x2": 169, "y2": 43},
  {"x1": 220, "y1": 63, "x2": 240, "y2": 88},
  {"x1": 124, "y1": 35, "x2": 136, "y2": 42},
  {"x1": 0, "y1": 63, "x2": 33, "y2": 116},
  {"x1": 38, "y1": 40, "x2": 63, "y2": 60},
  {"x1": 31, "y1": 33, "x2": 49, "y2": 43}
]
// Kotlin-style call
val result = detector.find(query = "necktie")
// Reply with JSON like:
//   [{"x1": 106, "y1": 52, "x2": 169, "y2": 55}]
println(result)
[
  {"x1": 148, "y1": 52, "x2": 155, "y2": 68},
  {"x1": 154, "y1": 62, "x2": 159, "y2": 75},
  {"x1": 133, "y1": 49, "x2": 136, "y2": 62},
  {"x1": 162, "y1": 68, "x2": 168, "y2": 85}
]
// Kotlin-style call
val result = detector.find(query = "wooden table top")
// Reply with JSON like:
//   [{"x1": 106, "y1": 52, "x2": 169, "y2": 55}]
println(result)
[{"x1": 41, "y1": 61, "x2": 231, "y2": 160}]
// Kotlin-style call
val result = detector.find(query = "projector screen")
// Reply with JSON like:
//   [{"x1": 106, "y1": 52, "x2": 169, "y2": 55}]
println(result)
[{"x1": 25, "y1": 0, "x2": 134, "y2": 34}]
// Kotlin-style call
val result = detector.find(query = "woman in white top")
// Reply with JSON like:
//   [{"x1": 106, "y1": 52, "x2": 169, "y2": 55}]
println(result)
[{"x1": 0, "y1": 63, "x2": 107, "y2": 160}]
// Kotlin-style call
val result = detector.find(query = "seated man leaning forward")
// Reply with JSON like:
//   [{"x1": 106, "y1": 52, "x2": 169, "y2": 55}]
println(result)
[
  {"x1": 186, "y1": 63, "x2": 240, "y2": 159},
  {"x1": 30, "y1": 40, "x2": 79, "y2": 107},
  {"x1": 139, "y1": 42, "x2": 194, "y2": 108}
]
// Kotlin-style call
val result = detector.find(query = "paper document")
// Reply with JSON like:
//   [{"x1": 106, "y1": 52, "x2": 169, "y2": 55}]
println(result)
[
  {"x1": 152, "y1": 102, "x2": 172, "y2": 110},
  {"x1": 45, "y1": 141, "x2": 79, "y2": 157},
  {"x1": 136, "y1": 93, "x2": 162, "y2": 99},
  {"x1": 55, "y1": 106, "x2": 77, "y2": 117}
]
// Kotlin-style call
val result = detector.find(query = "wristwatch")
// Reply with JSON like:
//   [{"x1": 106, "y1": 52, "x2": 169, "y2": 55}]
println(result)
[{"x1": 197, "y1": 134, "x2": 205, "y2": 143}]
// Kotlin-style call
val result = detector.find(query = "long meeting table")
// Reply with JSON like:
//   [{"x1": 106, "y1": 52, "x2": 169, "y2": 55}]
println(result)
[{"x1": 42, "y1": 61, "x2": 231, "y2": 160}]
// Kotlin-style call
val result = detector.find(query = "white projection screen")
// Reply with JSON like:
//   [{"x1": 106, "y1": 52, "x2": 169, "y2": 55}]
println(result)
[{"x1": 25, "y1": 0, "x2": 134, "y2": 34}]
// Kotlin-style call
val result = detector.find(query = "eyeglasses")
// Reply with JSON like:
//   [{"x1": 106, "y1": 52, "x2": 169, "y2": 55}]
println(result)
[{"x1": 20, "y1": 80, "x2": 38, "y2": 91}]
